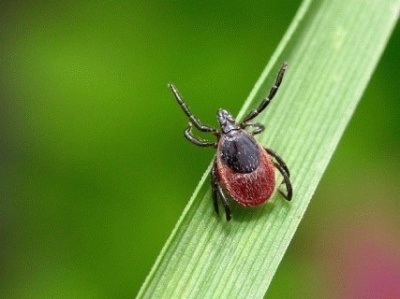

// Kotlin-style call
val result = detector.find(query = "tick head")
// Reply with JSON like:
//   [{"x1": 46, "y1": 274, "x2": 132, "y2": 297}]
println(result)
[{"x1": 217, "y1": 109, "x2": 239, "y2": 134}]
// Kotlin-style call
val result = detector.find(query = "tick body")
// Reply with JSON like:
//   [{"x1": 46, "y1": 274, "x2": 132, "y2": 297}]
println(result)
[{"x1": 169, "y1": 63, "x2": 292, "y2": 221}]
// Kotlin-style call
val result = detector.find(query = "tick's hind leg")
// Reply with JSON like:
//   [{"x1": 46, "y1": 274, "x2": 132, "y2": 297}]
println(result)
[
  {"x1": 264, "y1": 147, "x2": 293, "y2": 201},
  {"x1": 212, "y1": 160, "x2": 231, "y2": 220},
  {"x1": 265, "y1": 147, "x2": 290, "y2": 177}
]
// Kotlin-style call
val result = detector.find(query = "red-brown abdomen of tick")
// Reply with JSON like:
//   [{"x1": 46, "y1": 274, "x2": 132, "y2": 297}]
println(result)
[{"x1": 216, "y1": 145, "x2": 276, "y2": 206}]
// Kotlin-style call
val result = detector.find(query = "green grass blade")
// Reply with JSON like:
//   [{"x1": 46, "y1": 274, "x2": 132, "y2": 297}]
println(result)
[{"x1": 137, "y1": 0, "x2": 399, "y2": 298}]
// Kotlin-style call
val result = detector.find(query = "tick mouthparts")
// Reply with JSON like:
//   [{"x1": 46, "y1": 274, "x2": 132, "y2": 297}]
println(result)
[{"x1": 217, "y1": 109, "x2": 238, "y2": 133}]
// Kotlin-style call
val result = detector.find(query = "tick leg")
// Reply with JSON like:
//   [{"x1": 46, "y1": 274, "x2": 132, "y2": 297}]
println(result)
[
  {"x1": 216, "y1": 184, "x2": 231, "y2": 221},
  {"x1": 265, "y1": 147, "x2": 290, "y2": 177},
  {"x1": 274, "y1": 162, "x2": 292, "y2": 201},
  {"x1": 184, "y1": 123, "x2": 217, "y2": 148},
  {"x1": 240, "y1": 122, "x2": 265, "y2": 136},
  {"x1": 212, "y1": 160, "x2": 232, "y2": 221},
  {"x1": 168, "y1": 83, "x2": 218, "y2": 134},
  {"x1": 264, "y1": 147, "x2": 292, "y2": 201},
  {"x1": 211, "y1": 161, "x2": 220, "y2": 216},
  {"x1": 241, "y1": 62, "x2": 288, "y2": 123}
]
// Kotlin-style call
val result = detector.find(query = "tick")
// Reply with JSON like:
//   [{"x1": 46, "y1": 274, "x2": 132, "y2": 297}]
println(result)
[{"x1": 169, "y1": 62, "x2": 292, "y2": 221}]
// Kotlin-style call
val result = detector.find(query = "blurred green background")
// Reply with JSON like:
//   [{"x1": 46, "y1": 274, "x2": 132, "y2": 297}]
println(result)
[{"x1": 1, "y1": 1, "x2": 399, "y2": 298}]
